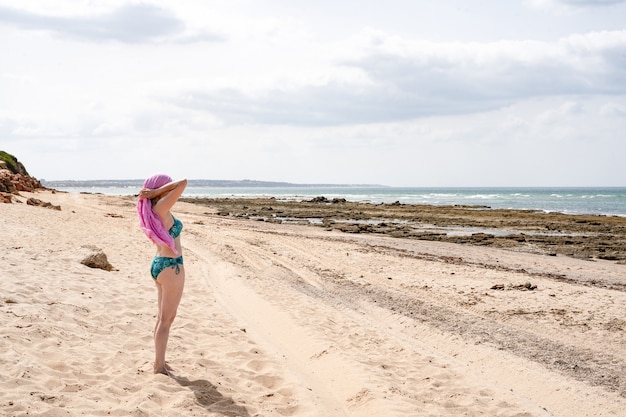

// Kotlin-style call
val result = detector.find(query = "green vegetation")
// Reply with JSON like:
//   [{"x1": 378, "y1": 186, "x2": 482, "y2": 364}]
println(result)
[{"x1": 0, "y1": 151, "x2": 28, "y2": 175}]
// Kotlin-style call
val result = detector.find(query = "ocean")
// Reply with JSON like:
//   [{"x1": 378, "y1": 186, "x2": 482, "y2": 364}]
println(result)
[{"x1": 42, "y1": 180, "x2": 626, "y2": 217}]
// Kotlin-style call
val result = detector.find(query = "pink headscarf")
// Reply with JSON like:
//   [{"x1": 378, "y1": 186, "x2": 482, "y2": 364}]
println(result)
[{"x1": 137, "y1": 173, "x2": 178, "y2": 255}]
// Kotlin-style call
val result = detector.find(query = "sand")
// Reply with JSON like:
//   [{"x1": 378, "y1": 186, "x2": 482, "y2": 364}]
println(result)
[{"x1": 1, "y1": 191, "x2": 624, "y2": 417}]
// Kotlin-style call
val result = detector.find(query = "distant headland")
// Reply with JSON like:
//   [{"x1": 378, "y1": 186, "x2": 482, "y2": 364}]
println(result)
[{"x1": 41, "y1": 179, "x2": 387, "y2": 188}]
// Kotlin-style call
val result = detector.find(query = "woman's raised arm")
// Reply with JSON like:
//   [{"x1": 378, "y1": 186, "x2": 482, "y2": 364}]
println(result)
[{"x1": 143, "y1": 179, "x2": 187, "y2": 216}]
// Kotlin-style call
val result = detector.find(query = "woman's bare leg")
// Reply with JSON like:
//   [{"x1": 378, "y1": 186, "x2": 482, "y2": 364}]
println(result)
[
  {"x1": 153, "y1": 266, "x2": 185, "y2": 375},
  {"x1": 154, "y1": 281, "x2": 163, "y2": 336}
]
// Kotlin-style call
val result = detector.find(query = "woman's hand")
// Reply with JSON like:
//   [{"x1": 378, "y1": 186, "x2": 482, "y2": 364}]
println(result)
[{"x1": 139, "y1": 188, "x2": 155, "y2": 199}]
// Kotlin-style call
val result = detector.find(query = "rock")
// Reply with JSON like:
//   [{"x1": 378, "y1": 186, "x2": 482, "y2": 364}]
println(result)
[
  {"x1": 1, "y1": 192, "x2": 13, "y2": 203},
  {"x1": 81, "y1": 250, "x2": 114, "y2": 271},
  {"x1": 0, "y1": 169, "x2": 44, "y2": 194},
  {"x1": 513, "y1": 282, "x2": 537, "y2": 291},
  {"x1": 26, "y1": 197, "x2": 61, "y2": 210},
  {"x1": 309, "y1": 196, "x2": 329, "y2": 203}
]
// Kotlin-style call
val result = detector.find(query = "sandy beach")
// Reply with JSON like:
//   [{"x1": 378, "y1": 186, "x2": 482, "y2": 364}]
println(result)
[{"x1": 1, "y1": 190, "x2": 625, "y2": 417}]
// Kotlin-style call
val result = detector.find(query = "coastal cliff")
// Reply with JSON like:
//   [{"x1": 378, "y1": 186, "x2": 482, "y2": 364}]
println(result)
[{"x1": 0, "y1": 151, "x2": 45, "y2": 202}]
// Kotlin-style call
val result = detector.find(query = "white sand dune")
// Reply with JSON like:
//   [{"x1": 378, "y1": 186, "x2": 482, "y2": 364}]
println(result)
[{"x1": 1, "y1": 191, "x2": 624, "y2": 416}]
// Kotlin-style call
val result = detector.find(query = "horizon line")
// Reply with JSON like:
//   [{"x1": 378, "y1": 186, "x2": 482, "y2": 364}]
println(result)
[{"x1": 40, "y1": 179, "x2": 626, "y2": 189}]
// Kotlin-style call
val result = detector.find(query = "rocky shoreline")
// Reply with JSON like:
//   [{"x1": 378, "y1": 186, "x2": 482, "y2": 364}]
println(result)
[{"x1": 182, "y1": 196, "x2": 626, "y2": 264}]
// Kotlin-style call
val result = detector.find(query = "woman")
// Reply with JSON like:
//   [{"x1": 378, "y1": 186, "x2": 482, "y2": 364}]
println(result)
[{"x1": 137, "y1": 174, "x2": 188, "y2": 375}]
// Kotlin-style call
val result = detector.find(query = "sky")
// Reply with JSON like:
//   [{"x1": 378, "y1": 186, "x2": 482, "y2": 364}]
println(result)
[{"x1": 1, "y1": 0, "x2": 625, "y2": 186}]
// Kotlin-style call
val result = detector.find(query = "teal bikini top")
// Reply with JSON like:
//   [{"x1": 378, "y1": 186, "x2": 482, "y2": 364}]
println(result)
[{"x1": 168, "y1": 217, "x2": 183, "y2": 238}]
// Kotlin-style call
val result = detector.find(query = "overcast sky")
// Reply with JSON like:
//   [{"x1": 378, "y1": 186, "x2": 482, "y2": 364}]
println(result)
[{"x1": 1, "y1": 0, "x2": 625, "y2": 186}]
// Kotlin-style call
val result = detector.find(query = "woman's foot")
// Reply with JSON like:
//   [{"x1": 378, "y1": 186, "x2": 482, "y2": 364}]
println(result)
[
  {"x1": 154, "y1": 366, "x2": 170, "y2": 376},
  {"x1": 154, "y1": 362, "x2": 174, "y2": 376}
]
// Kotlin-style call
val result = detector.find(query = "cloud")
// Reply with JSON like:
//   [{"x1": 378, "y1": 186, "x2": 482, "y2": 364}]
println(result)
[
  {"x1": 0, "y1": 3, "x2": 222, "y2": 43},
  {"x1": 599, "y1": 101, "x2": 626, "y2": 116},
  {"x1": 559, "y1": 0, "x2": 626, "y2": 5},
  {"x1": 170, "y1": 30, "x2": 626, "y2": 126},
  {"x1": 527, "y1": 0, "x2": 626, "y2": 8}
]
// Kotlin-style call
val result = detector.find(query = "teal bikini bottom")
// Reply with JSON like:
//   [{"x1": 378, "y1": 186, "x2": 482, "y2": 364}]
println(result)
[{"x1": 151, "y1": 256, "x2": 183, "y2": 280}]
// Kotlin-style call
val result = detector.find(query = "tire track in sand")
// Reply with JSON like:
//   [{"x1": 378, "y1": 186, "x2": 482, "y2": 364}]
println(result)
[{"x1": 182, "y1": 221, "x2": 564, "y2": 417}]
